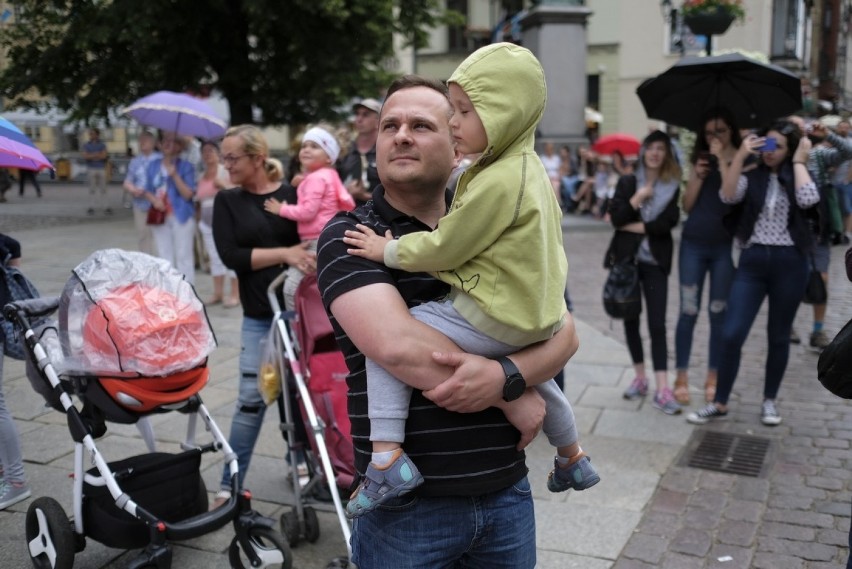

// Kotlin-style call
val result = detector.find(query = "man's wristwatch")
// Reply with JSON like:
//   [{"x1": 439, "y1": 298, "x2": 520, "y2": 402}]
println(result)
[{"x1": 497, "y1": 356, "x2": 526, "y2": 402}]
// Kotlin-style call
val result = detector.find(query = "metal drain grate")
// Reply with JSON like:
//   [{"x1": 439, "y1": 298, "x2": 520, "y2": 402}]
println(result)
[{"x1": 683, "y1": 431, "x2": 772, "y2": 477}]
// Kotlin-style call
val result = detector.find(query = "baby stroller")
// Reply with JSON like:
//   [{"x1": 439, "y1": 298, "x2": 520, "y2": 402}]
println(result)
[
  {"x1": 4, "y1": 249, "x2": 291, "y2": 569},
  {"x1": 266, "y1": 270, "x2": 354, "y2": 568}
]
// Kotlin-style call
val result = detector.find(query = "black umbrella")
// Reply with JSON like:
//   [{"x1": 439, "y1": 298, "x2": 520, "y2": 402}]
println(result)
[{"x1": 636, "y1": 53, "x2": 802, "y2": 132}]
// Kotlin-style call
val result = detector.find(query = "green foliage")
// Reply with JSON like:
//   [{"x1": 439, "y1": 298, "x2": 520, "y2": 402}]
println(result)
[{"x1": 0, "y1": 0, "x2": 461, "y2": 126}]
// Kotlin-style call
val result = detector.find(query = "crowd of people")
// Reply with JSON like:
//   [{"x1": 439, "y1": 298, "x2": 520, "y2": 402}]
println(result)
[{"x1": 3, "y1": 40, "x2": 852, "y2": 568}]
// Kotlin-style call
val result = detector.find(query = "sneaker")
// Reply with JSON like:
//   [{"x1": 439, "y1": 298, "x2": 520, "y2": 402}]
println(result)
[
  {"x1": 345, "y1": 449, "x2": 423, "y2": 519},
  {"x1": 547, "y1": 455, "x2": 600, "y2": 493},
  {"x1": 0, "y1": 482, "x2": 31, "y2": 510},
  {"x1": 761, "y1": 399, "x2": 782, "y2": 426},
  {"x1": 623, "y1": 376, "x2": 649, "y2": 400},
  {"x1": 652, "y1": 388, "x2": 683, "y2": 415},
  {"x1": 810, "y1": 330, "x2": 830, "y2": 351},
  {"x1": 789, "y1": 329, "x2": 801, "y2": 344},
  {"x1": 686, "y1": 403, "x2": 728, "y2": 425},
  {"x1": 209, "y1": 489, "x2": 231, "y2": 511}
]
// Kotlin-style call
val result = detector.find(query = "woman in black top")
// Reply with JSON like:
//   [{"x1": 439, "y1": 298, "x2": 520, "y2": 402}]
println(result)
[
  {"x1": 607, "y1": 130, "x2": 682, "y2": 415},
  {"x1": 211, "y1": 125, "x2": 314, "y2": 506}
]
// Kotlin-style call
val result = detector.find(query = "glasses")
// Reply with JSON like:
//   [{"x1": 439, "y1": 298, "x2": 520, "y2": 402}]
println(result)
[
  {"x1": 222, "y1": 154, "x2": 253, "y2": 166},
  {"x1": 704, "y1": 127, "x2": 729, "y2": 136}
]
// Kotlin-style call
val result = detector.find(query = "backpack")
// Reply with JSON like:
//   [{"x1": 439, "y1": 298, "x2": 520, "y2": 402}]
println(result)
[
  {"x1": 817, "y1": 317, "x2": 852, "y2": 399},
  {"x1": 0, "y1": 258, "x2": 42, "y2": 360}
]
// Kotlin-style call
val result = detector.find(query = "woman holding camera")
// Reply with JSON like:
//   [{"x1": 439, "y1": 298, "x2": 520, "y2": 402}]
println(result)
[
  {"x1": 672, "y1": 109, "x2": 742, "y2": 405},
  {"x1": 687, "y1": 119, "x2": 819, "y2": 426}
]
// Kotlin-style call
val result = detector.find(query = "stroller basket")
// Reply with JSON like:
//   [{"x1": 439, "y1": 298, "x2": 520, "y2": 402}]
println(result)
[{"x1": 83, "y1": 450, "x2": 206, "y2": 550}]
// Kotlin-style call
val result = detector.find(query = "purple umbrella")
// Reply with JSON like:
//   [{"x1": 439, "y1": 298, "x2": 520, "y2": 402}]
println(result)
[
  {"x1": 0, "y1": 116, "x2": 53, "y2": 171},
  {"x1": 122, "y1": 91, "x2": 228, "y2": 139}
]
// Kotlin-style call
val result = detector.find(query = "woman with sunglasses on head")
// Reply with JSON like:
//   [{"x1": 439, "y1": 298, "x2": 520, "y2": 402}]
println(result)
[
  {"x1": 687, "y1": 119, "x2": 819, "y2": 426},
  {"x1": 210, "y1": 125, "x2": 314, "y2": 508},
  {"x1": 612, "y1": 130, "x2": 683, "y2": 415},
  {"x1": 672, "y1": 109, "x2": 742, "y2": 406}
]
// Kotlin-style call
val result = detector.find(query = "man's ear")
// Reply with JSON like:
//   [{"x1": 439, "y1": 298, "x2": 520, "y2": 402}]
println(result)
[{"x1": 451, "y1": 146, "x2": 464, "y2": 169}]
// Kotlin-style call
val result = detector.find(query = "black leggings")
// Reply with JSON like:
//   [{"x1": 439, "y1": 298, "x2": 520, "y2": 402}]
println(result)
[{"x1": 623, "y1": 261, "x2": 669, "y2": 372}]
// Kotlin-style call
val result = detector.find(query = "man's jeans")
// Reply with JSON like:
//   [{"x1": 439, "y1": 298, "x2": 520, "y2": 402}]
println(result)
[
  {"x1": 351, "y1": 477, "x2": 536, "y2": 568},
  {"x1": 220, "y1": 315, "x2": 271, "y2": 491},
  {"x1": 675, "y1": 238, "x2": 735, "y2": 371}
]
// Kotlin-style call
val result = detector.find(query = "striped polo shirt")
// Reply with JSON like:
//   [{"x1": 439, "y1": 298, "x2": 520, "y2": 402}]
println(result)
[{"x1": 316, "y1": 187, "x2": 528, "y2": 497}]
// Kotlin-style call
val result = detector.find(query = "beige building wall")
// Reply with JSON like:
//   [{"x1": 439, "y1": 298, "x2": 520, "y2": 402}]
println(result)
[{"x1": 586, "y1": 0, "x2": 781, "y2": 138}]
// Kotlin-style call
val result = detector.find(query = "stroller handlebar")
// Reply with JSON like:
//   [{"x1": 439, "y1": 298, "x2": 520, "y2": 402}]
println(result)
[{"x1": 3, "y1": 296, "x2": 60, "y2": 325}]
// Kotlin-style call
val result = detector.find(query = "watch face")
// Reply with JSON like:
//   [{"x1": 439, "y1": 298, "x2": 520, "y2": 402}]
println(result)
[{"x1": 504, "y1": 375, "x2": 525, "y2": 401}]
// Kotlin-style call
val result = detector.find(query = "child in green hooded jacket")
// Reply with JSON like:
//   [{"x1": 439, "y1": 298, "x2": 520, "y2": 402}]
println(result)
[{"x1": 344, "y1": 43, "x2": 599, "y2": 518}]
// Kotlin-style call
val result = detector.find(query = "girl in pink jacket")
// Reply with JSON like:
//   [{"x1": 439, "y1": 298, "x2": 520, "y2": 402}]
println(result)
[{"x1": 265, "y1": 126, "x2": 355, "y2": 308}]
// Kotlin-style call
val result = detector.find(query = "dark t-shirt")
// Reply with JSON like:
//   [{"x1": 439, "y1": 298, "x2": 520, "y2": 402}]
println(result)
[
  {"x1": 337, "y1": 142, "x2": 379, "y2": 206},
  {"x1": 212, "y1": 184, "x2": 300, "y2": 319},
  {"x1": 681, "y1": 169, "x2": 733, "y2": 245},
  {"x1": 316, "y1": 187, "x2": 528, "y2": 497}
]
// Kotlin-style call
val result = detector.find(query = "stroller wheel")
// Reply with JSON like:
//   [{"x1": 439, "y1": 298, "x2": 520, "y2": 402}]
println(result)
[
  {"x1": 25, "y1": 497, "x2": 76, "y2": 569},
  {"x1": 228, "y1": 525, "x2": 292, "y2": 569},
  {"x1": 279, "y1": 509, "x2": 300, "y2": 548},
  {"x1": 303, "y1": 506, "x2": 320, "y2": 543}
]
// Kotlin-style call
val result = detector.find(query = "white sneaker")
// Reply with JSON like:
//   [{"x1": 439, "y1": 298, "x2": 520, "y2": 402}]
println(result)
[
  {"x1": 761, "y1": 400, "x2": 782, "y2": 426},
  {"x1": 210, "y1": 489, "x2": 231, "y2": 511},
  {"x1": 0, "y1": 482, "x2": 31, "y2": 510}
]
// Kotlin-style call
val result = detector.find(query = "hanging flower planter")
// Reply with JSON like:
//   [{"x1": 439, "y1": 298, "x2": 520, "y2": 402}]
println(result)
[{"x1": 683, "y1": 7, "x2": 736, "y2": 36}]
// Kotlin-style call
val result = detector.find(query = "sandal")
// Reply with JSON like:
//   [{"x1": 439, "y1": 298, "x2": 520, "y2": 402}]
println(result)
[
  {"x1": 673, "y1": 377, "x2": 691, "y2": 405},
  {"x1": 704, "y1": 378, "x2": 717, "y2": 403}
]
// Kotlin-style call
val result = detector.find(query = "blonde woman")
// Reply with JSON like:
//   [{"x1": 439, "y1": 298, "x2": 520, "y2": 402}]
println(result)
[{"x1": 210, "y1": 125, "x2": 314, "y2": 507}]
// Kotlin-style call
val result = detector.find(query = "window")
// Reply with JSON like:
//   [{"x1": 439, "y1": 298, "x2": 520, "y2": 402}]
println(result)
[
  {"x1": 771, "y1": 0, "x2": 806, "y2": 60},
  {"x1": 23, "y1": 126, "x2": 40, "y2": 142},
  {"x1": 447, "y1": 0, "x2": 468, "y2": 52},
  {"x1": 587, "y1": 74, "x2": 600, "y2": 110}
]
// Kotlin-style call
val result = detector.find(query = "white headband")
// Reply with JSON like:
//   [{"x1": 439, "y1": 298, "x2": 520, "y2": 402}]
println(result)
[{"x1": 302, "y1": 127, "x2": 340, "y2": 164}]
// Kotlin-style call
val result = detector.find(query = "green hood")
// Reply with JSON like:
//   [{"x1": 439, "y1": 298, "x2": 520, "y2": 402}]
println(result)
[{"x1": 448, "y1": 42, "x2": 546, "y2": 165}]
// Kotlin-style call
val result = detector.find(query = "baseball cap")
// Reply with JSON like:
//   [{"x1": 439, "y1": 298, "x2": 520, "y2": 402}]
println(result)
[{"x1": 352, "y1": 98, "x2": 381, "y2": 115}]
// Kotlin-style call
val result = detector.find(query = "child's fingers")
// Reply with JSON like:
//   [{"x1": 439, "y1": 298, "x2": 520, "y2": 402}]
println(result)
[
  {"x1": 354, "y1": 224, "x2": 377, "y2": 236},
  {"x1": 346, "y1": 248, "x2": 369, "y2": 257}
]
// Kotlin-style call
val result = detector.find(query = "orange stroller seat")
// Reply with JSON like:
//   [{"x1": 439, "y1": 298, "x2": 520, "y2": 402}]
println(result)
[{"x1": 100, "y1": 367, "x2": 209, "y2": 413}]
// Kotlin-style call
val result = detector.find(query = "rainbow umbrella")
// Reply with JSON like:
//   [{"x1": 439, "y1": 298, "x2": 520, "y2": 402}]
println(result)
[{"x1": 0, "y1": 116, "x2": 53, "y2": 171}]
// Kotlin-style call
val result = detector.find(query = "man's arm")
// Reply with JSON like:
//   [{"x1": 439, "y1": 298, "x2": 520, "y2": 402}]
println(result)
[{"x1": 329, "y1": 283, "x2": 578, "y2": 408}]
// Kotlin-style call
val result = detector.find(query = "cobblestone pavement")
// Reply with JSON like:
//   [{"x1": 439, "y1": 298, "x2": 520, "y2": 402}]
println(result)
[{"x1": 563, "y1": 216, "x2": 852, "y2": 569}]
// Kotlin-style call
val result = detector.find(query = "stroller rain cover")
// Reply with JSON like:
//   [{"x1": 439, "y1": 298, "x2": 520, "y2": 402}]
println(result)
[{"x1": 58, "y1": 249, "x2": 216, "y2": 378}]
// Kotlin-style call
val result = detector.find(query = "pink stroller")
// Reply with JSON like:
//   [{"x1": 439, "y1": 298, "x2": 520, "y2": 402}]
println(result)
[
  {"x1": 5, "y1": 249, "x2": 291, "y2": 569},
  {"x1": 267, "y1": 271, "x2": 355, "y2": 568}
]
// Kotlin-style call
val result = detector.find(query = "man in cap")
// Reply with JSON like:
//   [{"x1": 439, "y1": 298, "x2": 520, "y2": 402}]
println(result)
[{"x1": 338, "y1": 97, "x2": 381, "y2": 205}]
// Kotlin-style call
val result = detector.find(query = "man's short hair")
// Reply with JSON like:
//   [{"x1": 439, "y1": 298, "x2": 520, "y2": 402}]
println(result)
[{"x1": 384, "y1": 75, "x2": 449, "y2": 107}]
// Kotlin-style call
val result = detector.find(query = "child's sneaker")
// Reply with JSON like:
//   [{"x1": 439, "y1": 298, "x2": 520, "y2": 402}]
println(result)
[
  {"x1": 345, "y1": 449, "x2": 423, "y2": 518},
  {"x1": 547, "y1": 455, "x2": 600, "y2": 493},
  {"x1": 652, "y1": 388, "x2": 682, "y2": 415},
  {"x1": 0, "y1": 482, "x2": 30, "y2": 510},
  {"x1": 686, "y1": 403, "x2": 728, "y2": 425},
  {"x1": 623, "y1": 376, "x2": 649, "y2": 400}
]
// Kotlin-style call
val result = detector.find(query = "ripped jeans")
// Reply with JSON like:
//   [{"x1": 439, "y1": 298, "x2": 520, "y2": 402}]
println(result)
[{"x1": 674, "y1": 238, "x2": 734, "y2": 371}]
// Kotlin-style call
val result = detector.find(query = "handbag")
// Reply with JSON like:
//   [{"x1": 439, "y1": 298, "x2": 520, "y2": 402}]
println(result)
[
  {"x1": 0, "y1": 257, "x2": 42, "y2": 360},
  {"x1": 818, "y1": 316, "x2": 852, "y2": 398},
  {"x1": 802, "y1": 258, "x2": 827, "y2": 305},
  {"x1": 146, "y1": 207, "x2": 166, "y2": 226},
  {"x1": 602, "y1": 261, "x2": 641, "y2": 320}
]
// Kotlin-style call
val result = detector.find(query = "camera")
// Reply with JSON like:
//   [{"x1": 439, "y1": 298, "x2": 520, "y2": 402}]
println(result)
[{"x1": 757, "y1": 138, "x2": 777, "y2": 152}]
